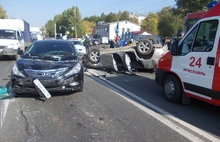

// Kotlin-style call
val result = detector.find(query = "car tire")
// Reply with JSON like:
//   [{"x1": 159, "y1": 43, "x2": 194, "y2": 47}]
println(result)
[
  {"x1": 146, "y1": 35, "x2": 157, "y2": 45},
  {"x1": 136, "y1": 39, "x2": 153, "y2": 55},
  {"x1": 87, "y1": 47, "x2": 100, "y2": 64},
  {"x1": 163, "y1": 74, "x2": 182, "y2": 103}
]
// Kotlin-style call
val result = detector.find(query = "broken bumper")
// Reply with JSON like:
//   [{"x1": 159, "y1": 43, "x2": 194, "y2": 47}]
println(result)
[{"x1": 11, "y1": 74, "x2": 84, "y2": 95}]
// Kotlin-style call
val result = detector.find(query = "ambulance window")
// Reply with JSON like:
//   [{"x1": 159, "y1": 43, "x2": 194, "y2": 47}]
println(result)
[
  {"x1": 179, "y1": 25, "x2": 197, "y2": 55},
  {"x1": 192, "y1": 20, "x2": 218, "y2": 52}
]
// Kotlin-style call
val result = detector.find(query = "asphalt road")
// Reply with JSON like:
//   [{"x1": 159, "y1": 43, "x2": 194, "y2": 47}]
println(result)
[{"x1": 0, "y1": 57, "x2": 219, "y2": 142}]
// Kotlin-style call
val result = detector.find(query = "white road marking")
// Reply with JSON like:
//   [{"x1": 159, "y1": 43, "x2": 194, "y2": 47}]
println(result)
[{"x1": 86, "y1": 69, "x2": 219, "y2": 142}]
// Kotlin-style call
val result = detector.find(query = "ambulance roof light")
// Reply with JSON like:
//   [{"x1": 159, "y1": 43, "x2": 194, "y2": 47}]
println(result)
[{"x1": 206, "y1": 1, "x2": 218, "y2": 9}]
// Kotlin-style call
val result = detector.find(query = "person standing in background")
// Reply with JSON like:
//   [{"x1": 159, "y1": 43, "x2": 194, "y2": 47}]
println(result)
[{"x1": 84, "y1": 36, "x2": 90, "y2": 53}]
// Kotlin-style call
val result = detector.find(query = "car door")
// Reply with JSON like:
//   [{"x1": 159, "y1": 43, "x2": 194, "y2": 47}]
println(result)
[{"x1": 171, "y1": 19, "x2": 219, "y2": 99}]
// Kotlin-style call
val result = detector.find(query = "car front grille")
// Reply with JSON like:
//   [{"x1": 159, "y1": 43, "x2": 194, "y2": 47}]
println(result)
[{"x1": 24, "y1": 67, "x2": 68, "y2": 79}]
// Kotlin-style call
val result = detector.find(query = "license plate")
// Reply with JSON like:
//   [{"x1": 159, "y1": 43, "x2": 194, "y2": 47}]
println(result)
[{"x1": 33, "y1": 79, "x2": 51, "y2": 99}]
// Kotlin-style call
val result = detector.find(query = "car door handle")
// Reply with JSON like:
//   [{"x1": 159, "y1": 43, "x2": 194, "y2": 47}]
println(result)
[{"x1": 207, "y1": 57, "x2": 215, "y2": 65}]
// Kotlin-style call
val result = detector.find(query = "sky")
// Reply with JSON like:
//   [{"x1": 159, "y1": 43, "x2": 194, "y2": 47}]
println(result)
[{"x1": 0, "y1": 0, "x2": 176, "y2": 28}]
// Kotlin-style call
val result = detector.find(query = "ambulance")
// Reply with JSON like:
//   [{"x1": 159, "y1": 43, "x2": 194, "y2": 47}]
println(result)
[{"x1": 155, "y1": 2, "x2": 220, "y2": 107}]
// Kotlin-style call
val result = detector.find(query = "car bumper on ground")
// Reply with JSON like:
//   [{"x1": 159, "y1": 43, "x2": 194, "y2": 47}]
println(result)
[{"x1": 11, "y1": 73, "x2": 84, "y2": 95}]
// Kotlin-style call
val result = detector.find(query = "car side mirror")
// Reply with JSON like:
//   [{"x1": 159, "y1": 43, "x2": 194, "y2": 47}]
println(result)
[{"x1": 170, "y1": 39, "x2": 179, "y2": 56}]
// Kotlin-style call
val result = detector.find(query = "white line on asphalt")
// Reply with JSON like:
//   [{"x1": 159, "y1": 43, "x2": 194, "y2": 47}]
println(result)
[{"x1": 86, "y1": 69, "x2": 219, "y2": 142}]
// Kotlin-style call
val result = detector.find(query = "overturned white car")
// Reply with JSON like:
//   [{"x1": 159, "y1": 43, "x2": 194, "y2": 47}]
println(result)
[{"x1": 84, "y1": 35, "x2": 168, "y2": 74}]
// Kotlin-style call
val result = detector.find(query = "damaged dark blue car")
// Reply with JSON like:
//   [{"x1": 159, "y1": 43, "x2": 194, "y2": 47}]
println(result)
[{"x1": 10, "y1": 40, "x2": 84, "y2": 96}]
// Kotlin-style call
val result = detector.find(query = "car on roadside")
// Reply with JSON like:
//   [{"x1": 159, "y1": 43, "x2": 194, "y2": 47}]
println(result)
[
  {"x1": 68, "y1": 39, "x2": 87, "y2": 55},
  {"x1": 10, "y1": 40, "x2": 84, "y2": 96}
]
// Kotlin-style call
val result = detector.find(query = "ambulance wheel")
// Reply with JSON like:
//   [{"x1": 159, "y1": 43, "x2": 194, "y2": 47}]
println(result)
[
  {"x1": 163, "y1": 74, "x2": 181, "y2": 103},
  {"x1": 87, "y1": 47, "x2": 100, "y2": 64},
  {"x1": 136, "y1": 39, "x2": 153, "y2": 55}
]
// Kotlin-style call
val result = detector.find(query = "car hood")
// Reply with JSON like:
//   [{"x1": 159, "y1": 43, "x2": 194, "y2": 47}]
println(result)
[{"x1": 16, "y1": 57, "x2": 78, "y2": 70}]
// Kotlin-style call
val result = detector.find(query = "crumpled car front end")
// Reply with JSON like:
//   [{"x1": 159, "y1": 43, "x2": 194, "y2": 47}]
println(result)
[{"x1": 11, "y1": 59, "x2": 84, "y2": 95}]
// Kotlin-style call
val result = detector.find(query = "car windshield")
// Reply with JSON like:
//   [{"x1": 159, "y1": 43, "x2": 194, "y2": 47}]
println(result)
[
  {"x1": 72, "y1": 40, "x2": 83, "y2": 45},
  {"x1": 23, "y1": 41, "x2": 76, "y2": 60}
]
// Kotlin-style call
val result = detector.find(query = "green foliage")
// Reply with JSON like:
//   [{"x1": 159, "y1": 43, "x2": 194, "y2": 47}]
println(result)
[
  {"x1": 119, "y1": 11, "x2": 130, "y2": 21},
  {"x1": 105, "y1": 12, "x2": 119, "y2": 23},
  {"x1": 82, "y1": 20, "x2": 96, "y2": 34},
  {"x1": 0, "y1": 5, "x2": 7, "y2": 18},
  {"x1": 43, "y1": 0, "x2": 215, "y2": 38},
  {"x1": 45, "y1": 6, "x2": 84, "y2": 38},
  {"x1": 174, "y1": 0, "x2": 211, "y2": 17},
  {"x1": 45, "y1": 20, "x2": 55, "y2": 37},
  {"x1": 157, "y1": 7, "x2": 184, "y2": 37},
  {"x1": 130, "y1": 17, "x2": 139, "y2": 25},
  {"x1": 141, "y1": 13, "x2": 159, "y2": 34}
]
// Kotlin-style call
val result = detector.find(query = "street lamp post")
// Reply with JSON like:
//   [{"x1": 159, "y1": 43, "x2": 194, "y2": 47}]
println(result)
[
  {"x1": 74, "y1": 6, "x2": 77, "y2": 38},
  {"x1": 54, "y1": 23, "x2": 56, "y2": 38}
]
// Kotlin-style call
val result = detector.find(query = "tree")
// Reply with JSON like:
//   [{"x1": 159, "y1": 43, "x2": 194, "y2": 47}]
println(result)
[
  {"x1": 0, "y1": 5, "x2": 7, "y2": 18},
  {"x1": 141, "y1": 12, "x2": 159, "y2": 34},
  {"x1": 84, "y1": 15, "x2": 100, "y2": 23},
  {"x1": 119, "y1": 11, "x2": 130, "y2": 21},
  {"x1": 65, "y1": 6, "x2": 84, "y2": 37},
  {"x1": 174, "y1": 0, "x2": 211, "y2": 17},
  {"x1": 100, "y1": 13, "x2": 107, "y2": 21},
  {"x1": 45, "y1": 6, "x2": 84, "y2": 38},
  {"x1": 157, "y1": 7, "x2": 184, "y2": 37},
  {"x1": 45, "y1": 20, "x2": 55, "y2": 37},
  {"x1": 130, "y1": 16, "x2": 139, "y2": 25},
  {"x1": 105, "y1": 12, "x2": 119, "y2": 23},
  {"x1": 82, "y1": 20, "x2": 96, "y2": 35}
]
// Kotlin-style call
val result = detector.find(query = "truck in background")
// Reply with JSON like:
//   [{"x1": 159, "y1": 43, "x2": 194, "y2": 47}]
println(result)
[
  {"x1": 0, "y1": 19, "x2": 32, "y2": 60},
  {"x1": 30, "y1": 27, "x2": 43, "y2": 42},
  {"x1": 155, "y1": 2, "x2": 220, "y2": 107}
]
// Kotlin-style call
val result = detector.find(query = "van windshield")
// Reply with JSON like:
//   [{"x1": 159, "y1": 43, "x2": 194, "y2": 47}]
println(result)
[{"x1": 0, "y1": 30, "x2": 16, "y2": 39}]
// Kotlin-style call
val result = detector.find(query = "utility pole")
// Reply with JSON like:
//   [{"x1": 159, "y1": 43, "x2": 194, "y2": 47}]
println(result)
[
  {"x1": 54, "y1": 23, "x2": 56, "y2": 38},
  {"x1": 74, "y1": 6, "x2": 77, "y2": 38}
]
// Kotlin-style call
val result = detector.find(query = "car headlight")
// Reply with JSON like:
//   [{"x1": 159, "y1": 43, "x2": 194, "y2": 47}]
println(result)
[
  {"x1": 65, "y1": 62, "x2": 82, "y2": 77},
  {"x1": 12, "y1": 64, "x2": 25, "y2": 77}
]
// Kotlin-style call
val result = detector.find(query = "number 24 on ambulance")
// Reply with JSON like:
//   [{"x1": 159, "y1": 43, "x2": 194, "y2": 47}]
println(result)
[{"x1": 155, "y1": 2, "x2": 220, "y2": 107}]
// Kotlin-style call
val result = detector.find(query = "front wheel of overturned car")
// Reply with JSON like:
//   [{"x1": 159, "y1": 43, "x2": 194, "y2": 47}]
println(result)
[
  {"x1": 136, "y1": 39, "x2": 153, "y2": 56},
  {"x1": 87, "y1": 47, "x2": 100, "y2": 64},
  {"x1": 163, "y1": 74, "x2": 182, "y2": 103}
]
